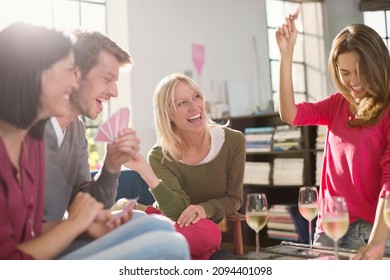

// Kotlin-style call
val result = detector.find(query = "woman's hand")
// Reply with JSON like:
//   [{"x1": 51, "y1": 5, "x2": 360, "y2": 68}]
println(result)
[
  {"x1": 275, "y1": 14, "x2": 298, "y2": 55},
  {"x1": 177, "y1": 204, "x2": 206, "y2": 227},
  {"x1": 67, "y1": 192, "x2": 104, "y2": 231},
  {"x1": 352, "y1": 243, "x2": 385, "y2": 260}
]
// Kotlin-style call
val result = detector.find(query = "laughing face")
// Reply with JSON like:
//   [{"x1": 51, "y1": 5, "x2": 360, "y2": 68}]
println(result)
[
  {"x1": 171, "y1": 82, "x2": 206, "y2": 135},
  {"x1": 70, "y1": 50, "x2": 120, "y2": 119},
  {"x1": 337, "y1": 51, "x2": 368, "y2": 101},
  {"x1": 40, "y1": 51, "x2": 78, "y2": 119}
]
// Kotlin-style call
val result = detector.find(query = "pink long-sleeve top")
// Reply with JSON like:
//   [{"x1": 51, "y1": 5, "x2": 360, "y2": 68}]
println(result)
[
  {"x1": 292, "y1": 93, "x2": 390, "y2": 233},
  {"x1": 0, "y1": 133, "x2": 44, "y2": 259}
]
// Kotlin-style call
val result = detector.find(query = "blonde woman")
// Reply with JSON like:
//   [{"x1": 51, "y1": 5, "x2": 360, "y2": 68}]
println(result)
[{"x1": 126, "y1": 73, "x2": 246, "y2": 259}]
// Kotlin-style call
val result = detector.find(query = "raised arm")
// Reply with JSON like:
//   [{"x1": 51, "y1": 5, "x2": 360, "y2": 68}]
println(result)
[{"x1": 275, "y1": 14, "x2": 299, "y2": 123}]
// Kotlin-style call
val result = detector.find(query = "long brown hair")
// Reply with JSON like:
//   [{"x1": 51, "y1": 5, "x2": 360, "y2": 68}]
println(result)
[{"x1": 329, "y1": 23, "x2": 390, "y2": 126}]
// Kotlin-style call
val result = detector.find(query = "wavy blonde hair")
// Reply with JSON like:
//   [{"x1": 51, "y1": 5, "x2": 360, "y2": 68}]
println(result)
[
  {"x1": 329, "y1": 23, "x2": 390, "y2": 126},
  {"x1": 153, "y1": 73, "x2": 219, "y2": 161}
]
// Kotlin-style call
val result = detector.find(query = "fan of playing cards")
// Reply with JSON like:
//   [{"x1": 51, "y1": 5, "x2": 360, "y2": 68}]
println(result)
[{"x1": 94, "y1": 107, "x2": 130, "y2": 143}]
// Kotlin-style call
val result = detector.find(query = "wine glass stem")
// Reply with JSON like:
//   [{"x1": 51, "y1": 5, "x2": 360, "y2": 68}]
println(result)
[
  {"x1": 256, "y1": 231, "x2": 260, "y2": 259},
  {"x1": 334, "y1": 240, "x2": 339, "y2": 259},
  {"x1": 308, "y1": 221, "x2": 313, "y2": 250}
]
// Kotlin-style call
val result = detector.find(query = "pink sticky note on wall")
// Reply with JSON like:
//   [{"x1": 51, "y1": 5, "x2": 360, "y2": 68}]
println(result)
[{"x1": 192, "y1": 44, "x2": 205, "y2": 75}]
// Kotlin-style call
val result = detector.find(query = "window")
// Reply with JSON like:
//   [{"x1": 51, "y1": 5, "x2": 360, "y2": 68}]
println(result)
[
  {"x1": 364, "y1": 10, "x2": 390, "y2": 47},
  {"x1": 266, "y1": 0, "x2": 327, "y2": 111},
  {"x1": 0, "y1": 0, "x2": 108, "y2": 170}
]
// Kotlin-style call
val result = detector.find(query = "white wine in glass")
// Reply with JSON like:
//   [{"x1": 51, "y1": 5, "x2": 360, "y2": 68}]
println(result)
[
  {"x1": 384, "y1": 191, "x2": 390, "y2": 229},
  {"x1": 246, "y1": 193, "x2": 268, "y2": 259},
  {"x1": 322, "y1": 196, "x2": 349, "y2": 259},
  {"x1": 298, "y1": 186, "x2": 319, "y2": 254}
]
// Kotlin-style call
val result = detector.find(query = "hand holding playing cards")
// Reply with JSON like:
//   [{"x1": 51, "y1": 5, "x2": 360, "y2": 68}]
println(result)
[
  {"x1": 104, "y1": 127, "x2": 140, "y2": 173},
  {"x1": 95, "y1": 107, "x2": 140, "y2": 173}
]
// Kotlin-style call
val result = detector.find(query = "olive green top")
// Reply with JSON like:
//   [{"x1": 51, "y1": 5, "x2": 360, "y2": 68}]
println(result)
[{"x1": 148, "y1": 127, "x2": 246, "y2": 223}]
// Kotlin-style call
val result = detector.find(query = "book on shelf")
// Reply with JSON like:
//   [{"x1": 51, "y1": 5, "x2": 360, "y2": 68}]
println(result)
[
  {"x1": 244, "y1": 127, "x2": 275, "y2": 134},
  {"x1": 244, "y1": 161, "x2": 270, "y2": 185},
  {"x1": 267, "y1": 229, "x2": 299, "y2": 241},
  {"x1": 267, "y1": 204, "x2": 300, "y2": 242},
  {"x1": 316, "y1": 150, "x2": 324, "y2": 186},
  {"x1": 267, "y1": 221, "x2": 295, "y2": 231},
  {"x1": 272, "y1": 141, "x2": 301, "y2": 151},
  {"x1": 244, "y1": 126, "x2": 274, "y2": 152},
  {"x1": 273, "y1": 158, "x2": 304, "y2": 185},
  {"x1": 316, "y1": 125, "x2": 327, "y2": 150},
  {"x1": 272, "y1": 125, "x2": 301, "y2": 141}
]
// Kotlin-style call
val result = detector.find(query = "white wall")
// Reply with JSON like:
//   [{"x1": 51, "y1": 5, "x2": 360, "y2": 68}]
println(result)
[
  {"x1": 322, "y1": 0, "x2": 363, "y2": 92},
  {"x1": 125, "y1": 0, "x2": 270, "y2": 155},
  {"x1": 106, "y1": 0, "x2": 365, "y2": 156}
]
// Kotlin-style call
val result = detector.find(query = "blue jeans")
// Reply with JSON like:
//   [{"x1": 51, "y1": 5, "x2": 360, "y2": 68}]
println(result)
[
  {"x1": 59, "y1": 213, "x2": 190, "y2": 260},
  {"x1": 313, "y1": 219, "x2": 390, "y2": 254}
]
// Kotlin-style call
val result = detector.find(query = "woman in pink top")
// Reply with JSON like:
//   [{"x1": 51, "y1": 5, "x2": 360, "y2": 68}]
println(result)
[{"x1": 276, "y1": 14, "x2": 390, "y2": 259}]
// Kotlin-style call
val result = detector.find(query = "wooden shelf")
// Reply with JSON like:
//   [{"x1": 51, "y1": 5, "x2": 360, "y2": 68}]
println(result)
[{"x1": 214, "y1": 113, "x2": 319, "y2": 247}]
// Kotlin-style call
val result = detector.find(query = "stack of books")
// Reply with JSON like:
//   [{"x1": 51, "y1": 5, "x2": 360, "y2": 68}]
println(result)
[
  {"x1": 272, "y1": 125, "x2": 302, "y2": 151},
  {"x1": 273, "y1": 158, "x2": 304, "y2": 185},
  {"x1": 243, "y1": 161, "x2": 270, "y2": 185},
  {"x1": 315, "y1": 125, "x2": 327, "y2": 150},
  {"x1": 244, "y1": 127, "x2": 274, "y2": 152},
  {"x1": 267, "y1": 204, "x2": 299, "y2": 241},
  {"x1": 315, "y1": 126, "x2": 327, "y2": 185}
]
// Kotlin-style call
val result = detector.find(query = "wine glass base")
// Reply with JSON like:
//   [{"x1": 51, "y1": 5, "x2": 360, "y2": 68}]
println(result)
[
  {"x1": 314, "y1": 255, "x2": 338, "y2": 260},
  {"x1": 300, "y1": 250, "x2": 320, "y2": 257}
]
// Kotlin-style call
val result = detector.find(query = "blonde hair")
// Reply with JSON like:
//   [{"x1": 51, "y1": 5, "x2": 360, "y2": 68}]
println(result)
[
  {"x1": 153, "y1": 73, "x2": 218, "y2": 161},
  {"x1": 329, "y1": 23, "x2": 390, "y2": 126}
]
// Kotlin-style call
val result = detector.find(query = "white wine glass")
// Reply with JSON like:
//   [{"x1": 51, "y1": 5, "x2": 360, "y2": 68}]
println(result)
[
  {"x1": 298, "y1": 186, "x2": 319, "y2": 254},
  {"x1": 384, "y1": 191, "x2": 390, "y2": 229},
  {"x1": 246, "y1": 193, "x2": 268, "y2": 259},
  {"x1": 322, "y1": 196, "x2": 349, "y2": 259}
]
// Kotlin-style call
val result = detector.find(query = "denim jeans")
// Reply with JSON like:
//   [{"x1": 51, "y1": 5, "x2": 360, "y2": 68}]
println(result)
[
  {"x1": 313, "y1": 219, "x2": 390, "y2": 254},
  {"x1": 59, "y1": 213, "x2": 190, "y2": 260}
]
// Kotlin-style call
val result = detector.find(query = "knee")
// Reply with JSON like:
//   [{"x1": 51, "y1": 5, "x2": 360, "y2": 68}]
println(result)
[{"x1": 175, "y1": 219, "x2": 222, "y2": 259}]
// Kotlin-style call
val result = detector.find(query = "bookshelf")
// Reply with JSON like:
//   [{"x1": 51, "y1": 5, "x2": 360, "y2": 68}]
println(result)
[{"x1": 214, "y1": 112, "x2": 319, "y2": 247}]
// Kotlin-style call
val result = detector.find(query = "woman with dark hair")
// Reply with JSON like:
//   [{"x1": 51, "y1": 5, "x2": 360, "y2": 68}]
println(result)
[
  {"x1": 0, "y1": 22, "x2": 190, "y2": 260},
  {"x1": 0, "y1": 22, "x2": 80, "y2": 259}
]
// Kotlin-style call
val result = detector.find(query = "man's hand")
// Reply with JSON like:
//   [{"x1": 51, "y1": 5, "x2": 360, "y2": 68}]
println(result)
[{"x1": 104, "y1": 127, "x2": 140, "y2": 173}]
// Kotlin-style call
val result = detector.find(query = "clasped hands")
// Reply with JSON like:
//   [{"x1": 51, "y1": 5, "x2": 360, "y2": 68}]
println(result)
[{"x1": 68, "y1": 192, "x2": 132, "y2": 239}]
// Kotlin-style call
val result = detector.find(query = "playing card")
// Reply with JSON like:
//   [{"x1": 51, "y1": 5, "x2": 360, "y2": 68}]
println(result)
[
  {"x1": 292, "y1": 6, "x2": 300, "y2": 20},
  {"x1": 106, "y1": 196, "x2": 139, "y2": 226},
  {"x1": 95, "y1": 107, "x2": 130, "y2": 143},
  {"x1": 95, "y1": 121, "x2": 114, "y2": 142}
]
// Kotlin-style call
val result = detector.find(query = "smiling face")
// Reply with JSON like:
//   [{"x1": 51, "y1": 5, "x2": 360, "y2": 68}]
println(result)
[
  {"x1": 40, "y1": 51, "x2": 78, "y2": 119},
  {"x1": 171, "y1": 81, "x2": 206, "y2": 136},
  {"x1": 336, "y1": 51, "x2": 368, "y2": 102},
  {"x1": 70, "y1": 50, "x2": 120, "y2": 119}
]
